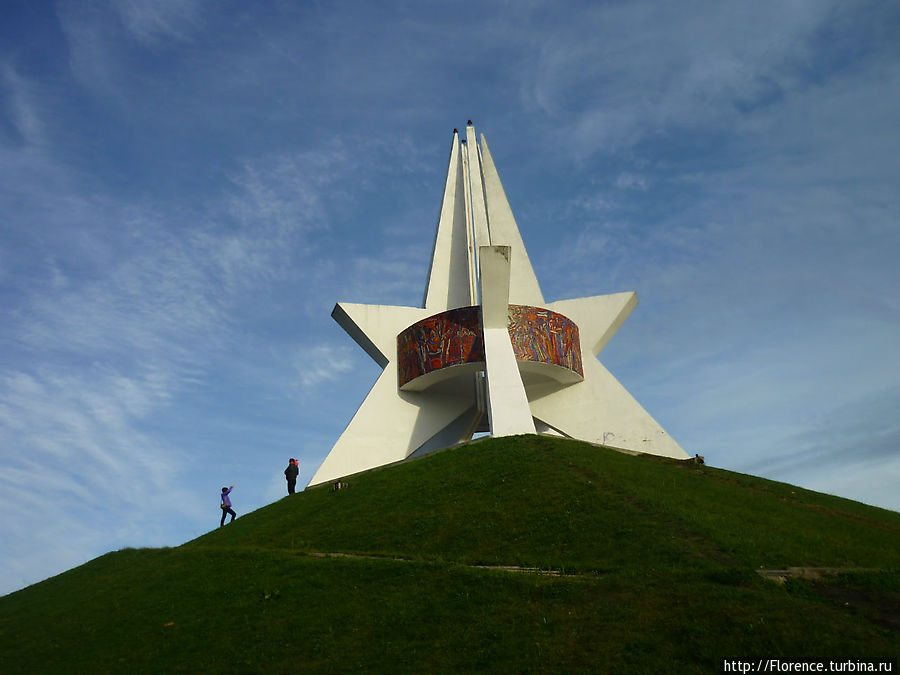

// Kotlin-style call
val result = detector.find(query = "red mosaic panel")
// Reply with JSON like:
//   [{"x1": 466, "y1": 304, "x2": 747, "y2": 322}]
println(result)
[
  {"x1": 507, "y1": 304, "x2": 583, "y2": 377},
  {"x1": 397, "y1": 306, "x2": 484, "y2": 387}
]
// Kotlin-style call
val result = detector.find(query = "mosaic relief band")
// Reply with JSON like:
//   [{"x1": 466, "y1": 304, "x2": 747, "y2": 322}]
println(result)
[
  {"x1": 397, "y1": 306, "x2": 484, "y2": 387},
  {"x1": 507, "y1": 304, "x2": 583, "y2": 377},
  {"x1": 397, "y1": 305, "x2": 582, "y2": 388}
]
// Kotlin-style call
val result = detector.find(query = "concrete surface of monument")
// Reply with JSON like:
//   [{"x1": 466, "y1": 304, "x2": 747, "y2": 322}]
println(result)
[{"x1": 308, "y1": 123, "x2": 688, "y2": 487}]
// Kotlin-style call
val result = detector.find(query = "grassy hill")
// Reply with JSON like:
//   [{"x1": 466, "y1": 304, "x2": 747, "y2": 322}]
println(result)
[{"x1": 1, "y1": 435, "x2": 898, "y2": 673}]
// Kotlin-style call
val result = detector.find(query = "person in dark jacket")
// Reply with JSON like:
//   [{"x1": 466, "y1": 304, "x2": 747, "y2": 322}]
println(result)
[
  {"x1": 284, "y1": 458, "x2": 299, "y2": 495},
  {"x1": 220, "y1": 484, "x2": 236, "y2": 526}
]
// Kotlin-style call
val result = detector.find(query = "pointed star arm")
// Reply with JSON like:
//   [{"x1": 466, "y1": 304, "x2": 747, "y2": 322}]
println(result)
[
  {"x1": 528, "y1": 357, "x2": 689, "y2": 459},
  {"x1": 332, "y1": 303, "x2": 432, "y2": 368},
  {"x1": 307, "y1": 361, "x2": 476, "y2": 487},
  {"x1": 546, "y1": 292, "x2": 637, "y2": 357}
]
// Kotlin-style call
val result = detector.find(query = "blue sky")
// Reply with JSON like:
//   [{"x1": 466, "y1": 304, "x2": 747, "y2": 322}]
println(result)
[{"x1": 1, "y1": 0, "x2": 898, "y2": 596}]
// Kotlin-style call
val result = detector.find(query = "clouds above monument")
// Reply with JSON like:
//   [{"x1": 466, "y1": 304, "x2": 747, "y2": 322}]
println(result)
[
  {"x1": 1, "y1": 0, "x2": 898, "y2": 595},
  {"x1": 523, "y1": 2, "x2": 890, "y2": 151}
]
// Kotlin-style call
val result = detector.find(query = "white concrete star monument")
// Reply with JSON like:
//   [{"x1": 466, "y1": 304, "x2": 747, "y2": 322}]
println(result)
[{"x1": 308, "y1": 122, "x2": 688, "y2": 487}]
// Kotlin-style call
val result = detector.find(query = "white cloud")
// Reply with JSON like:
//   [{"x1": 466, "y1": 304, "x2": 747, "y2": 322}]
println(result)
[
  {"x1": 57, "y1": 2, "x2": 124, "y2": 100},
  {"x1": 294, "y1": 345, "x2": 357, "y2": 392},
  {"x1": 523, "y1": 0, "x2": 841, "y2": 156},
  {"x1": 614, "y1": 173, "x2": 648, "y2": 191},
  {"x1": 1, "y1": 63, "x2": 47, "y2": 146},
  {"x1": 113, "y1": 0, "x2": 207, "y2": 44}
]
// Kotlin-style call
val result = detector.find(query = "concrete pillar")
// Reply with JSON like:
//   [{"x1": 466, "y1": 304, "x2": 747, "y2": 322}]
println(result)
[{"x1": 479, "y1": 245, "x2": 536, "y2": 436}]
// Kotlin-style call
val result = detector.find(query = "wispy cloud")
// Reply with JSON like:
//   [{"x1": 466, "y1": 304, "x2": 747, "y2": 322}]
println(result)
[
  {"x1": 614, "y1": 173, "x2": 648, "y2": 191},
  {"x1": 113, "y1": 0, "x2": 207, "y2": 44},
  {"x1": 0, "y1": 114, "x2": 390, "y2": 594},
  {"x1": 293, "y1": 344, "x2": 357, "y2": 392},
  {"x1": 1, "y1": 63, "x2": 48, "y2": 146},
  {"x1": 521, "y1": 1, "x2": 859, "y2": 156}
]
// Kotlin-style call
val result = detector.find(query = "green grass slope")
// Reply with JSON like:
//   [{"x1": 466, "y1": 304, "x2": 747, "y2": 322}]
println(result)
[{"x1": 2, "y1": 436, "x2": 898, "y2": 673}]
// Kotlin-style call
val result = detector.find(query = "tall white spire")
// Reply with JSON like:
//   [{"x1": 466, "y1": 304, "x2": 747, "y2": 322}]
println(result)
[
  {"x1": 465, "y1": 124, "x2": 491, "y2": 258},
  {"x1": 423, "y1": 130, "x2": 471, "y2": 311}
]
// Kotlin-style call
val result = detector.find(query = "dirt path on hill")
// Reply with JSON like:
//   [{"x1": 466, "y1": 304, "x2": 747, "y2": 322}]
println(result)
[{"x1": 301, "y1": 550, "x2": 597, "y2": 578}]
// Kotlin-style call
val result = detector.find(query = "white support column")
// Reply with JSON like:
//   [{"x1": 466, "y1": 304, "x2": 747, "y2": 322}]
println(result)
[{"x1": 479, "y1": 245, "x2": 536, "y2": 436}]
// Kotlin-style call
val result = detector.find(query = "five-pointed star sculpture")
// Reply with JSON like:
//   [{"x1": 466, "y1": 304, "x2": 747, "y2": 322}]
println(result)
[{"x1": 309, "y1": 124, "x2": 687, "y2": 487}]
